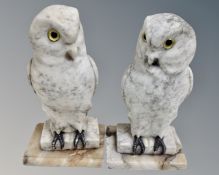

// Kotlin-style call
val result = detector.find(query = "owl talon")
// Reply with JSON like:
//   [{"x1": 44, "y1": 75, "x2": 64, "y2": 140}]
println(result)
[
  {"x1": 51, "y1": 131, "x2": 64, "y2": 150},
  {"x1": 74, "y1": 130, "x2": 86, "y2": 149},
  {"x1": 132, "y1": 135, "x2": 145, "y2": 155},
  {"x1": 154, "y1": 136, "x2": 166, "y2": 155}
]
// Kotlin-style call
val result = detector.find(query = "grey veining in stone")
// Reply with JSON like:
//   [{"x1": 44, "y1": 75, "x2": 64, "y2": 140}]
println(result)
[
  {"x1": 122, "y1": 13, "x2": 196, "y2": 137},
  {"x1": 41, "y1": 117, "x2": 99, "y2": 150},
  {"x1": 27, "y1": 5, "x2": 99, "y2": 149},
  {"x1": 116, "y1": 124, "x2": 182, "y2": 155}
]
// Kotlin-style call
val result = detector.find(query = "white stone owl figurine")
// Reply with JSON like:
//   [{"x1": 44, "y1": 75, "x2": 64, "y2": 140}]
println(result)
[
  {"x1": 27, "y1": 5, "x2": 98, "y2": 150},
  {"x1": 122, "y1": 13, "x2": 196, "y2": 155}
]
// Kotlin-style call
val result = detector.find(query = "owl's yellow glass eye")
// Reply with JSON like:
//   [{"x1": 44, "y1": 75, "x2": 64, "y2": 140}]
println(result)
[
  {"x1": 163, "y1": 39, "x2": 175, "y2": 49},
  {"x1": 48, "y1": 29, "x2": 60, "y2": 42},
  {"x1": 142, "y1": 33, "x2": 147, "y2": 42}
]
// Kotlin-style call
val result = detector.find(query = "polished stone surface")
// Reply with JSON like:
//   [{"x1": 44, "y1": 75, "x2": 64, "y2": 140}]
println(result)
[
  {"x1": 106, "y1": 125, "x2": 187, "y2": 170},
  {"x1": 28, "y1": 5, "x2": 99, "y2": 138},
  {"x1": 41, "y1": 117, "x2": 100, "y2": 150},
  {"x1": 23, "y1": 123, "x2": 105, "y2": 167},
  {"x1": 117, "y1": 123, "x2": 182, "y2": 155},
  {"x1": 121, "y1": 13, "x2": 196, "y2": 138}
]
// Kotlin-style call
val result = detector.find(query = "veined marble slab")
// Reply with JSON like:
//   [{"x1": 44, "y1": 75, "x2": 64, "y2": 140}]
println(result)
[
  {"x1": 106, "y1": 125, "x2": 187, "y2": 170},
  {"x1": 23, "y1": 123, "x2": 105, "y2": 167},
  {"x1": 41, "y1": 117, "x2": 99, "y2": 150},
  {"x1": 117, "y1": 123, "x2": 182, "y2": 155}
]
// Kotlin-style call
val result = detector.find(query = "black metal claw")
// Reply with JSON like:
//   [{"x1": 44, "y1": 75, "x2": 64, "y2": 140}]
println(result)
[
  {"x1": 51, "y1": 131, "x2": 64, "y2": 150},
  {"x1": 80, "y1": 130, "x2": 86, "y2": 148},
  {"x1": 154, "y1": 136, "x2": 166, "y2": 155},
  {"x1": 73, "y1": 130, "x2": 86, "y2": 149},
  {"x1": 132, "y1": 135, "x2": 145, "y2": 155}
]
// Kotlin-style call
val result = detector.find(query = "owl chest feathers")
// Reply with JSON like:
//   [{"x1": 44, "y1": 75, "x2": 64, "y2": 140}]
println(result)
[
  {"x1": 123, "y1": 66, "x2": 190, "y2": 113},
  {"x1": 30, "y1": 56, "x2": 95, "y2": 106}
]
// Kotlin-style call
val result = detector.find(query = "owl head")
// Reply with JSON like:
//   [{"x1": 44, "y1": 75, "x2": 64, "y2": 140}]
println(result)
[
  {"x1": 135, "y1": 13, "x2": 196, "y2": 75},
  {"x1": 29, "y1": 5, "x2": 86, "y2": 65}
]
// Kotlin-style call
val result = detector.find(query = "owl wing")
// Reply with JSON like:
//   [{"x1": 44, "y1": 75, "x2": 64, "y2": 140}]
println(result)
[
  {"x1": 178, "y1": 67, "x2": 193, "y2": 105},
  {"x1": 88, "y1": 55, "x2": 99, "y2": 95},
  {"x1": 187, "y1": 66, "x2": 193, "y2": 97},
  {"x1": 27, "y1": 58, "x2": 36, "y2": 94},
  {"x1": 121, "y1": 64, "x2": 133, "y2": 103}
]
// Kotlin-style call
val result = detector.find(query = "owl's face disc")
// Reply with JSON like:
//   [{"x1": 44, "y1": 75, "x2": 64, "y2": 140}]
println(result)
[{"x1": 136, "y1": 13, "x2": 196, "y2": 75}]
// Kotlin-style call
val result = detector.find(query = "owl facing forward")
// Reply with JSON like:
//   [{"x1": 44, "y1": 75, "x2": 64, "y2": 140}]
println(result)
[
  {"x1": 122, "y1": 13, "x2": 196, "y2": 155},
  {"x1": 27, "y1": 5, "x2": 98, "y2": 150}
]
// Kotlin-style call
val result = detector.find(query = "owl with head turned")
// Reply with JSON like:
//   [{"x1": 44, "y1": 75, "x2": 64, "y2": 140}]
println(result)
[
  {"x1": 122, "y1": 13, "x2": 196, "y2": 155},
  {"x1": 27, "y1": 5, "x2": 98, "y2": 150}
]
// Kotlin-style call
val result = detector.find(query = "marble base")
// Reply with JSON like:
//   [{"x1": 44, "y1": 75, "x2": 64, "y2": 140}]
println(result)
[
  {"x1": 23, "y1": 123, "x2": 105, "y2": 167},
  {"x1": 117, "y1": 123, "x2": 182, "y2": 155},
  {"x1": 41, "y1": 117, "x2": 100, "y2": 150},
  {"x1": 106, "y1": 125, "x2": 187, "y2": 170}
]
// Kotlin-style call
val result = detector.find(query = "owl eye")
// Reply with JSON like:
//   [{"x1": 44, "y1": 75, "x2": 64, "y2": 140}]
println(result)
[
  {"x1": 163, "y1": 39, "x2": 175, "y2": 49},
  {"x1": 142, "y1": 33, "x2": 147, "y2": 42},
  {"x1": 48, "y1": 29, "x2": 61, "y2": 42}
]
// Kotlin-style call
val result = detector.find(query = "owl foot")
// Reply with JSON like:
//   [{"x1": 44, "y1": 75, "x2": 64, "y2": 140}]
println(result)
[
  {"x1": 51, "y1": 131, "x2": 64, "y2": 150},
  {"x1": 132, "y1": 135, "x2": 145, "y2": 155},
  {"x1": 73, "y1": 130, "x2": 86, "y2": 149},
  {"x1": 154, "y1": 136, "x2": 166, "y2": 155}
]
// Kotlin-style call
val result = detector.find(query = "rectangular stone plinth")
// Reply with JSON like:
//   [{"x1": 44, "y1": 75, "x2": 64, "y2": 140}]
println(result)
[
  {"x1": 106, "y1": 125, "x2": 187, "y2": 170},
  {"x1": 117, "y1": 123, "x2": 182, "y2": 155},
  {"x1": 41, "y1": 117, "x2": 99, "y2": 150},
  {"x1": 23, "y1": 123, "x2": 105, "y2": 167}
]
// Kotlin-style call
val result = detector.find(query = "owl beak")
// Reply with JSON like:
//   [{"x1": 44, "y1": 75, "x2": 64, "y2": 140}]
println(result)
[
  {"x1": 144, "y1": 55, "x2": 160, "y2": 67},
  {"x1": 151, "y1": 58, "x2": 160, "y2": 67},
  {"x1": 65, "y1": 49, "x2": 76, "y2": 61}
]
